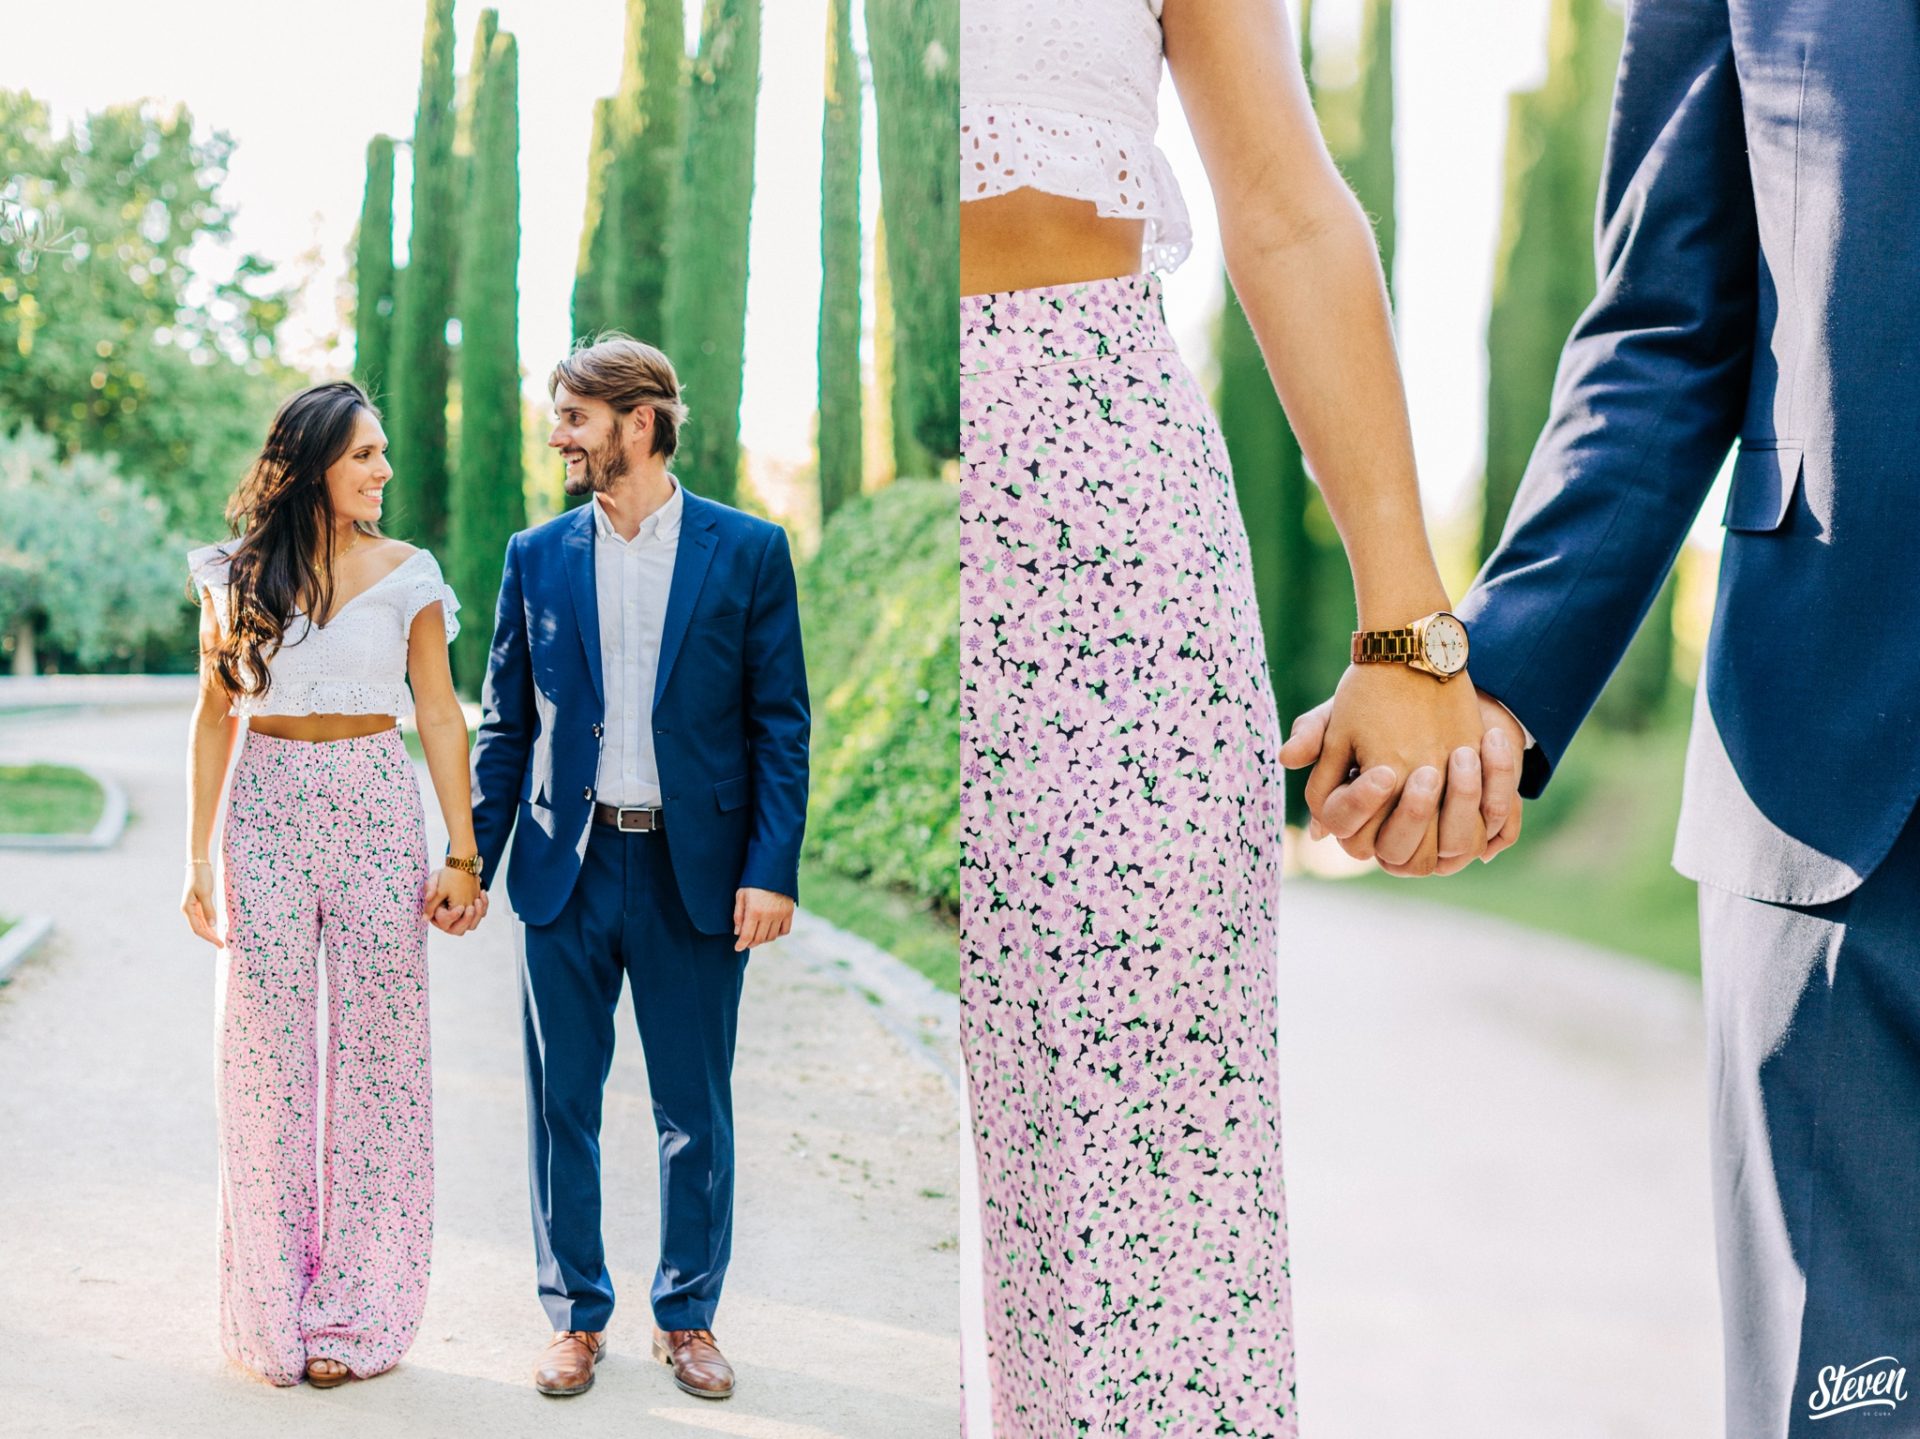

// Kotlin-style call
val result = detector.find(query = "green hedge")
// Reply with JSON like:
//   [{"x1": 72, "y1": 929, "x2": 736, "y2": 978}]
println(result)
[{"x1": 798, "y1": 478, "x2": 957, "y2": 914}]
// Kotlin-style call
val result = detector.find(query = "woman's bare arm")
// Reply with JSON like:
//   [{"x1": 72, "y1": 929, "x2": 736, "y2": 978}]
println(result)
[
  {"x1": 407, "y1": 604, "x2": 483, "y2": 929},
  {"x1": 1163, "y1": 0, "x2": 1488, "y2": 874},
  {"x1": 182, "y1": 599, "x2": 239, "y2": 944}
]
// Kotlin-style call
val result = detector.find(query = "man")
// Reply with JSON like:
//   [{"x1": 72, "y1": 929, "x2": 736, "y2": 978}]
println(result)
[
  {"x1": 465, "y1": 334, "x2": 809, "y2": 1401},
  {"x1": 1285, "y1": 3, "x2": 1920, "y2": 1433}
]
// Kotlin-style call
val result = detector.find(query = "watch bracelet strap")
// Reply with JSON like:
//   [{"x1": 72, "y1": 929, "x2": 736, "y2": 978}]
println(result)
[
  {"x1": 1351, "y1": 627, "x2": 1420, "y2": 664},
  {"x1": 444, "y1": 853, "x2": 483, "y2": 876}
]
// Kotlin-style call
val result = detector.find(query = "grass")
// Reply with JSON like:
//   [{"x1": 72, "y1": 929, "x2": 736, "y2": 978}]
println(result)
[
  {"x1": 799, "y1": 857, "x2": 959, "y2": 993},
  {"x1": 1349, "y1": 701, "x2": 1704, "y2": 976},
  {"x1": 0, "y1": 763, "x2": 105, "y2": 836},
  {"x1": 0, "y1": 916, "x2": 12, "y2": 941}
]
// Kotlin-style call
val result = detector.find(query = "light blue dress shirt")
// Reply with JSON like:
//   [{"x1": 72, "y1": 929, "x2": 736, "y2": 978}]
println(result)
[{"x1": 590, "y1": 477, "x2": 682, "y2": 807}]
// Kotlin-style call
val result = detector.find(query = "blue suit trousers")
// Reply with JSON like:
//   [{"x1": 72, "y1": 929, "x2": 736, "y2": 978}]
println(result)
[{"x1": 518, "y1": 823, "x2": 747, "y2": 1333}]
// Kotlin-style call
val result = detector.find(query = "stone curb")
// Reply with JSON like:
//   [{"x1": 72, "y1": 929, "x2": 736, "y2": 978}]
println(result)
[
  {"x1": 786, "y1": 907, "x2": 962, "y2": 1094},
  {"x1": 0, "y1": 914, "x2": 54, "y2": 983}
]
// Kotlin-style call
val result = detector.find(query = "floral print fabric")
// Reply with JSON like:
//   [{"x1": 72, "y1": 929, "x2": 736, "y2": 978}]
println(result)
[
  {"x1": 216, "y1": 727, "x2": 433, "y2": 1384},
  {"x1": 960, "y1": 272, "x2": 1297, "y2": 1435}
]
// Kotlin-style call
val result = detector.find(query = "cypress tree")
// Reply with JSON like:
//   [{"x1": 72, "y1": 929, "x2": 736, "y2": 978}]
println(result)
[
  {"x1": 865, "y1": 0, "x2": 958, "y2": 472},
  {"x1": 816, "y1": 0, "x2": 863, "y2": 523},
  {"x1": 451, "y1": 23, "x2": 525, "y2": 692},
  {"x1": 1479, "y1": 0, "x2": 1654, "y2": 723},
  {"x1": 873, "y1": 209, "x2": 902, "y2": 485},
  {"x1": 572, "y1": 97, "x2": 620, "y2": 346},
  {"x1": 390, "y1": 0, "x2": 459, "y2": 547},
  {"x1": 665, "y1": 0, "x2": 761, "y2": 506},
  {"x1": 607, "y1": 0, "x2": 686, "y2": 344},
  {"x1": 352, "y1": 135, "x2": 398, "y2": 403}
]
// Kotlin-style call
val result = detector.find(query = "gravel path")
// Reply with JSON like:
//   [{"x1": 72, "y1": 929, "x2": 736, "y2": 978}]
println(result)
[
  {"x1": 962, "y1": 874, "x2": 1726, "y2": 1438},
  {"x1": 0, "y1": 702, "x2": 960, "y2": 1439}
]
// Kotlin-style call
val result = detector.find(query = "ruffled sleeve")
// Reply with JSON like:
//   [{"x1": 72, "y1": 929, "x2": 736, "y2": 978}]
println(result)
[
  {"x1": 400, "y1": 550, "x2": 461, "y2": 643},
  {"x1": 186, "y1": 540, "x2": 234, "y2": 594},
  {"x1": 186, "y1": 539, "x2": 239, "y2": 629}
]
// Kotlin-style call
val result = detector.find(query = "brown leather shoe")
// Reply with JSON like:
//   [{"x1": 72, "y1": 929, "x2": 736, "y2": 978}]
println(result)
[
  {"x1": 533, "y1": 1330, "x2": 606, "y2": 1397},
  {"x1": 652, "y1": 1326, "x2": 735, "y2": 1399}
]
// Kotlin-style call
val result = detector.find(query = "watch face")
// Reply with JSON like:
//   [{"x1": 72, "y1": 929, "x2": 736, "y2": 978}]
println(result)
[{"x1": 1423, "y1": 614, "x2": 1469, "y2": 674}]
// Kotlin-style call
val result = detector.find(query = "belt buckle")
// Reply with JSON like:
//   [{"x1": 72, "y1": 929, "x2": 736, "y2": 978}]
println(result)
[{"x1": 616, "y1": 806, "x2": 652, "y2": 832}]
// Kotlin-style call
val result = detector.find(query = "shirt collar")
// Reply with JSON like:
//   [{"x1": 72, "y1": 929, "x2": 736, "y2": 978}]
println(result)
[{"x1": 591, "y1": 475, "x2": 682, "y2": 546}]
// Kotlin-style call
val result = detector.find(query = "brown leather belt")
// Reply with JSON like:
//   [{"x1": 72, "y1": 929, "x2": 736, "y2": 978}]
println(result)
[{"x1": 592, "y1": 801, "x2": 666, "y2": 832}]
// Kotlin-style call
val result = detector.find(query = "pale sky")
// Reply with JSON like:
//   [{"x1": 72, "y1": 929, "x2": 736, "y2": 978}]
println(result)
[
  {"x1": 1158, "y1": 0, "x2": 1730, "y2": 549},
  {"x1": 0, "y1": 0, "x2": 874, "y2": 467}
]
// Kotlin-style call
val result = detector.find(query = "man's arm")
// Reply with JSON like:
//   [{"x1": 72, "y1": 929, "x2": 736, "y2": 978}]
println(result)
[
  {"x1": 469, "y1": 533, "x2": 533, "y2": 888},
  {"x1": 1459, "y1": 0, "x2": 1758, "y2": 797},
  {"x1": 737, "y1": 523, "x2": 811, "y2": 901}
]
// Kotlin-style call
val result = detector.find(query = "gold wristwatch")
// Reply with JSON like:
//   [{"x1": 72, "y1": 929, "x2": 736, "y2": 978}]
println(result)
[
  {"x1": 444, "y1": 852, "x2": 483, "y2": 877},
  {"x1": 1351, "y1": 610, "x2": 1470, "y2": 682}
]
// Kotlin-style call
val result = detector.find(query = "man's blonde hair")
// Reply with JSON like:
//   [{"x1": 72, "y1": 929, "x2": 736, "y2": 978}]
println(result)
[{"x1": 549, "y1": 333, "x2": 690, "y2": 458}]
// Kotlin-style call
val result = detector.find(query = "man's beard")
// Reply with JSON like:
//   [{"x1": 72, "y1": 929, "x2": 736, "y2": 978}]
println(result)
[{"x1": 561, "y1": 438, "x2": 630, "y2": 496}]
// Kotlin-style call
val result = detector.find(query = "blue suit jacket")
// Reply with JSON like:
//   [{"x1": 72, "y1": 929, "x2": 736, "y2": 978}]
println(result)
[
  {"x1": 1458, "y1": 0, "x2": 1920, "y2": 905},
  {"x1": 468, "y1": 488, "x2": 810, "y2": 932}
]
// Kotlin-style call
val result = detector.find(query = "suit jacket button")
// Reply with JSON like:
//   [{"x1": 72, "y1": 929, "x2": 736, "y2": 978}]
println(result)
[
  {"x1": 592, "y1": 724, "x2": 603, "y2": 738},
  {"x1": 582, "y1": 786, "x2": 592, "y2": 800}
]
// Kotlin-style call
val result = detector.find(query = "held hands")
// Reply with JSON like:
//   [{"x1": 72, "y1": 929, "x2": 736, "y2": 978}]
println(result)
[
  {"x1": 425, "y1": 866, "x2": 487, "y2": 935},
  {"x1": 1278, "y1": 670, "x2": 1527, "y2": 875},
  {"x1": 733, "y1": 886, "x2": 795, "y2": 952}
]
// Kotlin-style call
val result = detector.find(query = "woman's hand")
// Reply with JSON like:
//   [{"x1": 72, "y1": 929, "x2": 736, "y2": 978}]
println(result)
[
  {"x1": 181, "y1": 861, "x2": 222, "y2": 946},
  {"x1": 1295, "y1": 663, "x2": 1490, "y2": 877},
  {"x1": 423, "y1": 866, "x2": 484, "y2": 934}
]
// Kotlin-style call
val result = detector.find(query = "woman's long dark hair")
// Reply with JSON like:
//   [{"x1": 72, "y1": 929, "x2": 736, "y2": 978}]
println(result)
[{"x1": 208, "y1": 381, "x2": 381, "y2": 699}]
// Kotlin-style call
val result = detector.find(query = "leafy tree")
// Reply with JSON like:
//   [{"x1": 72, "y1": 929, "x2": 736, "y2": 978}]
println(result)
[
  {"x1": 816, "y1": 0, "x2": 863, "y2": 523},
  {"x1": 0, "y1": 424, "x2": 184, "y2": 674},
  {"x1": 352, "y1": 135, "x2": 398, "y2": 403},
  {"x1": 865, "y1": 0, "x2": 957, "y2": 473},
  {"x1": 665, "y1": 0, "x2": 761, "y2": 505},
  {"x1": 451, "y1": 22, "x2": 526, "y2": 693},
  {"x1": 389, "y1": 0, "x2": 459, "y2": 547},
  {"x1": 0, "y1": 90, "x2": 291, "y2": 541}
]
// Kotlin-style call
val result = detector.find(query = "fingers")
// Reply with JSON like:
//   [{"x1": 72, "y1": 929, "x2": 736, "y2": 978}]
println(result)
[
  {"x1": 1372, "y1": 766, "x2": 1442, "y2": 870},
  {"x1": 183, "y1": 896, "x2": 220, "y2": 946},
  {"x1": 1435, "y1": 747, "x2": 1487, "y2": 862},
  {"x1": 1480, "y1": 726, "x2": 1519, "y2": 845},
  {"x1": 1314, "y1": 765, "x2": 1397, "y2": 842},
  {"x1": 732, "y1": 888, "x2": 746, "y2": 937},
  {"x1": 1484, "y1": 795, "x2": 1524, "y2": 860},
  {"x1": 1278, "y1": 701, "x2": 1333, "y2": 770},
  {"x1": 421, "y1": 875, "x2": 448, "y2": 921}
]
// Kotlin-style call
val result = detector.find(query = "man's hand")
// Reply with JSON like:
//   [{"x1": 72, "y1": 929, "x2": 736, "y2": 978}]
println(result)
[
  {"x1": 733, "y1": 886, "x2": 795, "y2": 952},
  {"x1": 1278, "y1": 663, "x2": 1489, "y2": 877},
  {"x1": 429, "y1": 886, "x2": 490, "y2": 936},
  {"x1": 1279, "y1": 686, "x2": 1526, "y2": 874}
]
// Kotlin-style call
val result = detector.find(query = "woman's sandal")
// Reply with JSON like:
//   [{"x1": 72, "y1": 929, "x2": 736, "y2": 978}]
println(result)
[{"x1": 305, "y1": 1357, "x2": 351, "y2": 1389}]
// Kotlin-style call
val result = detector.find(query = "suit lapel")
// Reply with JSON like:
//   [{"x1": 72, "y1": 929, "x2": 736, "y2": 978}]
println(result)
[
  {"x1": 561, "y1": 502, "x2": 604, "y2": 705},
  {"x1": 654, "y1": 488, "x2": 718, "y2": 709}
]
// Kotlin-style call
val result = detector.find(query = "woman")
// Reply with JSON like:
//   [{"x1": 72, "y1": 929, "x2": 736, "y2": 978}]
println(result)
[
  {"x1": 960, "y1": 0, "x2": 1512, "y2": 1431},
  {"x1": 180, "y1": 380, "x2": 484, "y2": 1388}
]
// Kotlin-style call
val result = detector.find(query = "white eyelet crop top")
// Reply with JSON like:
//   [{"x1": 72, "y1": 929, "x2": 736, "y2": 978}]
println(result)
[
  {"x1": 961, "y1": 0, "x2": 1192, "y2": 272},
  {"x1": 187, "y1": 539, "x2": 461, "y2": 720}
]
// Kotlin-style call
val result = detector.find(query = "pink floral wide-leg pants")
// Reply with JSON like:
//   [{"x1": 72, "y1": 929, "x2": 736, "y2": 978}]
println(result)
[
  {"x1": 215, "y1": 727, "x2": 433, "y2": 1384},
  {"x1": 960, "y1": 273, "x2": 1297, "y2": 1436}
]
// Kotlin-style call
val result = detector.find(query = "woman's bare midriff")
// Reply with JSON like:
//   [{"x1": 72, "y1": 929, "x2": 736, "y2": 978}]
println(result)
[
  {"x1": 961, "y1": 190, "x2": 1147, "y2": 297},
  {"x1": 248, "y1": 713, "x2": 398, "y2": 742}
]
